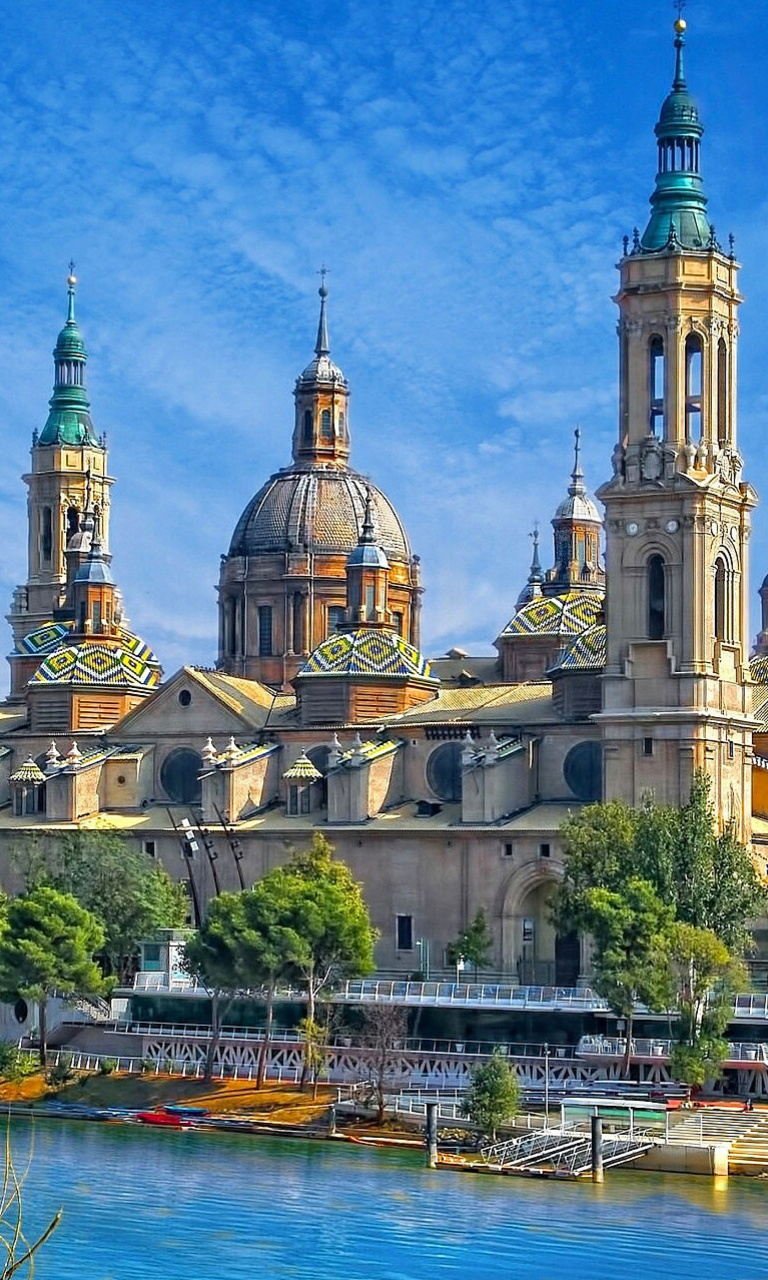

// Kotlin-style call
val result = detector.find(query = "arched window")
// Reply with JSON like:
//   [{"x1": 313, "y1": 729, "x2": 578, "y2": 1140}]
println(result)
[
  {"x1": 66, "y1": 506, "x2": 80, "y2": 540},
  {"x1": 321, "y1": 408, "x2": 332, "y2": 438},
  {"x1": 649, "y1": 336, "x2": 665, "y2": 435},
  {"x1": 648, "y1": 554, "x2": 665, "y2": 639},
  {"x1": 41, "y1": 507, "x2": 52, "y2": 564},
  {"x1": 685, "y1": 333, "x2": 703, "y2": 442},
  {"x1": 717, "y1": 338, "x2": 728, "y2": 448},
  {"x1": 303, "y1": 409, "x2": 313, "y2": 441},
  {"x1": 714, "y1": 558, "x2": 727, "y2": 643},
  {"x1": 258, "y1": 605, "x2": 273, "y2": 657},
  {"x1": 338, "y1": 411, "x2": 346, "y2": 438},
  {"x1": 327, "y1": 605, "x2": 345, "y2": 634},
  {"x1": 563, "y1": 741, "x2": 603, "y2": 803}
]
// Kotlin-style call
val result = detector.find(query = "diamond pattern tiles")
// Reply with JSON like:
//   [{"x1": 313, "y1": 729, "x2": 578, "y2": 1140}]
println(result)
[
  {"x1": 548, "y1": 624, "x2": 607, "y2": 674},
  {"x1": 29, "y1": 642, "x2": 160, "y2": 688},
  {"x1": 751, "y1": 654, "x2": 768, "y2": 685},
  {"x1": 18, "y1": 620, "x2": 159, "y2": 666},
  {"x1": 500, "y1": 591, "x2": 603, "y2": 638},
  {"x1": 299, "y1": 628, "x2": 436, "y2": 680}
]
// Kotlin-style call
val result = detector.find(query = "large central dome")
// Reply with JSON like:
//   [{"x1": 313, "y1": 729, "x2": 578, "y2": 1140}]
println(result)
[
  {"x1": 217, "y1": 281, "x2": 421, "y2": 689},
  {"x1": 229, "y1": 466, "x2": 411, "y2": 560}
]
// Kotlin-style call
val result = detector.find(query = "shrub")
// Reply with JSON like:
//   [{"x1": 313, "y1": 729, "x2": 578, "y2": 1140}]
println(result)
[
  {"x1": 46, "y1": 1053, "x2": 73, "y2": 1087},
  {"x1": 98, "y1": 1057, "x2": 117, "y2": 1075}
]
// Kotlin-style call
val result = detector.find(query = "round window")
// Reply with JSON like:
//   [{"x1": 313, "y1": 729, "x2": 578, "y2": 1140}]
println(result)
[
  {"x1": 178, "y1": 689, "x2": 192, "y2": 707},
  {"x1": 426, "y1": 741, "x2": 463, "y2": 802},
  {"x1": 14, "y1": 998, "x2": 28, "y2": 1025},
  {"x1": 563, "y1": 741, "x2": 603, "y2": 803},
  {"x1": 160, "y1": 748, "x2": 203, "y2": 804}
]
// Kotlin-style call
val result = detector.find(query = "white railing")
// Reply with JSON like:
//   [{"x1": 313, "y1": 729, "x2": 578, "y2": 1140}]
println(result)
[
  {"x1": 337, "y1": 980, "x2": 607, "y2": 1010},
  {"x1": 578, "y1": 1035, "x2": 768, "y2": 1065}
]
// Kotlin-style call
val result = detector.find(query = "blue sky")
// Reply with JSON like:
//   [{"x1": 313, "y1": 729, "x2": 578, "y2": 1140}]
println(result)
[{"x1": 1, "y1": 1, "x2": 767, "y2": 685}]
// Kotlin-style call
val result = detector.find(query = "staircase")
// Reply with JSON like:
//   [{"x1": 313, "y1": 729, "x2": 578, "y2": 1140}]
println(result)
[
  {"x1": 481, "y1": 1127, "x2": 654, "y2": 1177},
  {"x1": 728, "y1": 1115, "x2": 768, "y2": 1175},
  {"x1": 667, "y1": 1106, "x2": 768, "y2": 1175}
]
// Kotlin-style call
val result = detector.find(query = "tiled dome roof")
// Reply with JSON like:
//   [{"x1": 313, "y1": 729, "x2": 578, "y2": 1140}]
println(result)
[
  {"x1": 229, "y1": 467, "x2": 411, "y2": 561},
  {"x1": 16, "y1": 620, "x2": 159, "y2": 669},
  {"x1": 500, "y1": 591, "x2": 603, "y2": 639},
  {"x1": 298, "y1": 628, "x2": 435, "y2": 681},
  {"x1": 29, "y1": 641, "x2": 161, "y2": 689}
]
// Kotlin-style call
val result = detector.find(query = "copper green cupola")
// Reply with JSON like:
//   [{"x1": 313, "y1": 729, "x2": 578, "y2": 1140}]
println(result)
[
  {"x1": 640, "y1": 20, "x2": 711, "y2": 252},
  {"x1": 38, "y1": 267, "x2": 99, "y2": 447}
]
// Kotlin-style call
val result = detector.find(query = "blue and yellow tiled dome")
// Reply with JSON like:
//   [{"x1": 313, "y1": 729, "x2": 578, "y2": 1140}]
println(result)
[
  {"x1": 500, "y1": 591, "x2": 603, "y2": 640},
  {"x1": 17, "y1": 620, "x2": 159, "y2": 667},
  {"x1": 547, "y1": 624, "x2": 606, "y2": 675},
  {"x1": 299, "y1": 628, "x2": 435, "y2": 681},
  {"x1": 29, "y1": 641, "x2": 160, "y2": 689}
]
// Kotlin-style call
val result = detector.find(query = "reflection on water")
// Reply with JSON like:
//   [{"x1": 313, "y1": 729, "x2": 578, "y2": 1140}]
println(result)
[{"x1": 15, "y1": 1118, "x2": 768, "y2": 1280}]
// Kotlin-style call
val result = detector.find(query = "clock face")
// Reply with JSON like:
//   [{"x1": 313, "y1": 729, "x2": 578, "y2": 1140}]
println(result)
[
  {"x1": 665, "y1": 519, "x2": 679, "y2": 534},
  {"x1": 626, "y1": 521, "x2": 639, "y2": 536}
]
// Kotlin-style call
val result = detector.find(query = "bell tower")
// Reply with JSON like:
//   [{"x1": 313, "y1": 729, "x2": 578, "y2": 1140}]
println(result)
[
  {"x1": 8, "y1": 269, "x2": 113, "y2": 648},
  {"x1": 596, "y1": 20, "x2": 756, "y2": 840}
]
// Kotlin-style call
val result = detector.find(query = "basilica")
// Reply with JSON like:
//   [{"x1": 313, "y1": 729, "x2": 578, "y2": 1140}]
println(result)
[{"x1": 2, "y1": 20, "x2": 768, "y2": 985}]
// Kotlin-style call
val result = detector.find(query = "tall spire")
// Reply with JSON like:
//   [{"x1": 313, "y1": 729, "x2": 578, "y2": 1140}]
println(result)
[
  {"x1": 639, "y1": 18, "x2": 711, "y2": 253},
  {"x1": 315, "y1": 266, "x2": 330, "y2": 357},
  {"x1": 569, "y1": 427, "x2": 585, "y2": 497},
  {"x1": 516, "y1": 523, "x2": 544, "y2": 605},
  {"x1": 360, "y1": 486, "x2": 376, "y2": 544},
  {"x1": 37, "y1": 267, "x2": 99, "y2": 447}
]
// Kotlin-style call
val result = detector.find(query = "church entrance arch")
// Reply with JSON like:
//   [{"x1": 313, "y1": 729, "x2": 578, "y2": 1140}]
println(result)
[{"x1": 499, "y1": 864, "x2": 581, "y2": 986}]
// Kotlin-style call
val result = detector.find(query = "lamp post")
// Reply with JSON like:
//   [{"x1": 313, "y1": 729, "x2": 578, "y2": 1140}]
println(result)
[
  {"x1": 455, "y1": 955, "x2": 465, "y2": 987},
  {"x1": 544, "y1": 1041, "x2": 550, "y2": 1128},
  {"x1": 416, "y1": 938, "x2": 430, "y2": 981}
]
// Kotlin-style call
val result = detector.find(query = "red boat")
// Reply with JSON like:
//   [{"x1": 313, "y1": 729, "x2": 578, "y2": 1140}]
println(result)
[{"x1": 135, "y1": 1109, "x2": 191, "y2": 1128}]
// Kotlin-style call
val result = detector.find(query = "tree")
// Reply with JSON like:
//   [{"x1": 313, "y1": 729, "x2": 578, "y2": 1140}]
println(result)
[
  {"x1": 183, "y1": 893, "x2": 253, "y2": 1080},
  {"x1": 446, "y1": 909, "x2": 492, "y2": 979},
  {"x1": 554, "y1": 772, "x2": 766, "y2": 954},
  {"x1": 582, "y1": 880, "x2": 673, "y2": 1077},
  {"x1": 0, "y1": 887, "x2": 107, "y2": 1063},
  {"x1": 667, "y1": 921, "x2": 745, "y2": 1088},
  {"x1": 240, "y1": 877, "x2": 304, "y2": 1087},
  {"x1": 16, "y1": 830, "x2": 187, "y2": 982},
  {"x1": 357, "y1": 1004, "x2": 410, "y2": 1123},
  {"x1": 462, "y1": 1051, "x2": 520, "y2": 1141},
  {"x1": 262, "y1": 835, "x2": 377, "y2": 1088}
]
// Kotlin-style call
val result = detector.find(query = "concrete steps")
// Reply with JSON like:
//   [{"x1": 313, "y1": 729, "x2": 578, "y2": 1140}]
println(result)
[
  {"x1": 729, "y1": 1116, "x2": 768, "y2": 1175},
  {"x1": 667, "y1": 1107, "x2": 761, "y2": 1145}
]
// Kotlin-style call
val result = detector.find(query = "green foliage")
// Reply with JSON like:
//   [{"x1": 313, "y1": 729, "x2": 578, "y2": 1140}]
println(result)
[
  {"x1": 553, "y1": 773, "x2": 766, "y2": 954},
  {"x1": 264, "y1": 834, "x2": 377, "y2": 1018},
  {"x1": 446, "y1": 909, "x2": 492, "y2": 977},
  {"x1": 462, "y1": 1051, "x2": 520, "y2": 1141},
  {"x1": 0, "y1": 886, "x2": 107, "y2": 1061},
  {"x1": 0, "y1": 1042, "x2": 37, "y2": 1084},
  {"x1": 15, "y1": 830, "x2": 187, "y2": 981},
  {"x1": 669, "y1": 1038, "x2": 730, "y2": 1089},
  {"x1": 46, "y1": 1053, "x2": 73, "y2": 1087},
  {"x1": 584, "y1": 879, "x2": 674, "y2": 1019},
  {"x1": 357, "y1": 1004, "x2": 409, "y2": 1123},
  {"x1": 98, "y1": 1058, "x2": 117, "y2": 1076},
  {"x1": 666, "y1": 922, "x2": 744, "y2": 1085}
]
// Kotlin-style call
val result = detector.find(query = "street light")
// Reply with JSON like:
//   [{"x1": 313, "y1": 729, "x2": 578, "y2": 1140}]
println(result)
[
  {"x1": 416, "y1": 938, "x2": 430, "y2": 981},
  {"x1": 455, "y1": 955, "x2": 465, "y2": 987},
  {"x1": 544, "y1": 1042, "x2": 551, "y2": 1128}
]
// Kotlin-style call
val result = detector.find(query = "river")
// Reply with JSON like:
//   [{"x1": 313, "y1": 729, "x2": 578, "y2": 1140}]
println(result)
[{"x1": 12, "y1": 1118, "x2": 768, "y2": 1279}]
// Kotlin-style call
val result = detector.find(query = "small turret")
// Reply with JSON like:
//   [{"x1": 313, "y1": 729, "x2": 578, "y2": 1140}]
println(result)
[
  {"x1": 640, "y1": 19, "x2": 711, "y2": 252},
  {"x1": 38, "y1": 266, "x2": 99, "y2": 447},
  {"x1": 291, "y1": 270, "x2": 351, "y2": 468}
]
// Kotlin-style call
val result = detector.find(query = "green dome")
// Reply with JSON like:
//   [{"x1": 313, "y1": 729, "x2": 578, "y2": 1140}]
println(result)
[{"x1": 54, "y1": 321, "x2": 87, "y2": 358}]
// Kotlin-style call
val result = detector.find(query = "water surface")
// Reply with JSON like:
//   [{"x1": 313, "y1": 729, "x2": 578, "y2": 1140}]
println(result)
[{"x1": 14, "y1": 1119, "x2": 768, "y2": 1279}]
